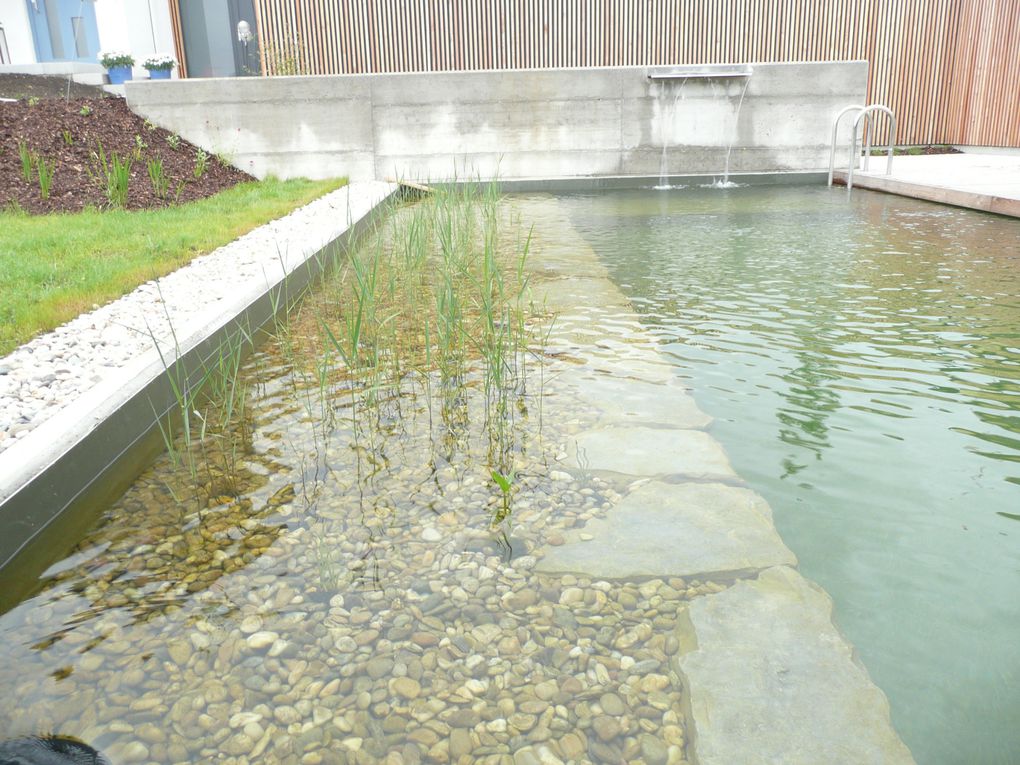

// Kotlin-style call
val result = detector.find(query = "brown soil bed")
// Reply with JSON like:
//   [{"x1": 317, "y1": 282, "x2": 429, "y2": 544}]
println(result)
[
  {"x1": 0, "y1": 93, "x2": 253, "y2": 214},
  {"x1": 0, "y1": 72, "x2": 108, "y2": 100}
]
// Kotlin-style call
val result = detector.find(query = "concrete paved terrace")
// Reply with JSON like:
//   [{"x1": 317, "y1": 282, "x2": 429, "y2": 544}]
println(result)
[{"x1": 833, "y1": 152, "x2": 1020, "y2": 218}]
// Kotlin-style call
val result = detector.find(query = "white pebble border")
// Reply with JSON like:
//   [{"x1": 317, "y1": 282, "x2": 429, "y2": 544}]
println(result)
[{"x1": 0, "y1": 181, "x2": 396, "y2": 463}]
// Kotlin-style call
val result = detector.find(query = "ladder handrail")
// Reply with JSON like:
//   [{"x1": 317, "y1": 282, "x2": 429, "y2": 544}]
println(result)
[
  {"x1": 848, "y1": 105, "x2": 895, "y2": 190},
  {"x1": 827, "y1": 104, "x2": 865, "y2": 186},
  {"x1": 828, "y1": 103, "x2": 896, "y2": 190}
]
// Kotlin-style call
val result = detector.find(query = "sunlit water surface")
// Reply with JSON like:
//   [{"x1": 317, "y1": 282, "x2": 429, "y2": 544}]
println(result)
[{"x1": 561, "y1": 186, "x2": 1020, "y2": 765}]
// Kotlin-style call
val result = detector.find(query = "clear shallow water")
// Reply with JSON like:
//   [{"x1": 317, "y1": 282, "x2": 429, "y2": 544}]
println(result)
[
  {"x1": 0, "y1": 199, "x2": 705, "y2": 764},
  {"x1": 562, "y1": 186, "x2": 1020, "y2": 765}
]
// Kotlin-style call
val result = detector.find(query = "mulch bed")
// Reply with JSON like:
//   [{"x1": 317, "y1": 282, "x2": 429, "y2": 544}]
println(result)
[
  {"x1": 0, "y1": 72, "x2": 107, "y2": 100},
  {"x1": 0, "y1": 92, "x2": 254, "y2": 214}
]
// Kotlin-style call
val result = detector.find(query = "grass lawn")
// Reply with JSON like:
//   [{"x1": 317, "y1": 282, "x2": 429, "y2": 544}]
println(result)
[{"x1": 0, "y1": 177, "x2": 346, "y2": 356}]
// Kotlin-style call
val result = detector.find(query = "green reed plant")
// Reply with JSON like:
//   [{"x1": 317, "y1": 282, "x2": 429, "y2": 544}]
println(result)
[
  {"x1": 36, "y1": 156, "x2": 56, "y2": 200},
  {"x1": 107, "y1": 152, "x2": 133, "y2": 207},
  {"x1": 193, "y1": 324, "x2": 256, "y2": 494},
  {"x1": 168, "y1": 179, "x2": 545, "y2": 532},
  {"x1": 147, "y1": 157, "x2": 169, "y2": 200},
  {"x1": 88, "y1": 142, "x2": 133, "y2": 208},
  {"x1": 18, "y1": 140, "x2": 33, "y2": 182},
  {"x1": 148, "y1": 300, "x2": 257, "y2": 498}
]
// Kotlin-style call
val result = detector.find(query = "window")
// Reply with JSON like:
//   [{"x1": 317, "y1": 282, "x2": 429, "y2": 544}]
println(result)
[
  {"x1": 71, "y1": 16, "x2": 89, "y2": 57},
  {"x1": 43, "y1": 0, "x2": 65, "y2": 59}
]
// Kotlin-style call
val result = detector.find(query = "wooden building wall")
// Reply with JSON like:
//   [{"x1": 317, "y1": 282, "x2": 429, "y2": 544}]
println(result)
[{"x1": 233, "y1": 0, "x2": 1019, "y2": 146}]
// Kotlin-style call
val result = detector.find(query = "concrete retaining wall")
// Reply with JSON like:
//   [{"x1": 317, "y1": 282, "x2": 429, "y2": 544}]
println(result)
[{"x1": 126, "y1": 61, "x2": 868, "y2": 181}]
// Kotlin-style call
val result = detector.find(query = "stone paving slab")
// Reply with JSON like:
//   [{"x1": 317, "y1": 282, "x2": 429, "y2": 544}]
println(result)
[
  {"x1": 537, "y1": 481, "x2": 796, "y2": 578},
  {"x1": 547, "y1": 372, "x2": 711, "y2": 429},
  {"x1": 566, "y1": 426, "x2": 737, "y2": 480},
  {"x1": 675, "y1": 566, "x2": 916, "y2": 765}
]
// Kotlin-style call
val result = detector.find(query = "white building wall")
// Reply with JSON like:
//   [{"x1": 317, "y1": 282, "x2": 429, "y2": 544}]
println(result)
[
  {"x1": 0, "y1": 0, "x2": 38, "y2": 64},
  {"x1": 94, "y1": 0, "x2": 177, "y2": 77}
]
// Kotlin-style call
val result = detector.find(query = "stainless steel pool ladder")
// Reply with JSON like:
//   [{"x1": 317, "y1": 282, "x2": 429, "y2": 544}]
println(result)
[{"x1": 827, "y1": 104, "x2": 896, "y2": 190}]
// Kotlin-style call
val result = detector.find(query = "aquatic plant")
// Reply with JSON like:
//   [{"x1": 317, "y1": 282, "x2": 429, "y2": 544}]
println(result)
[
  {"x1": 490, "y1": 468, "x2": 515, "y2": 526},
  {"x1": 150, "y1": 181, "x2": 548, "y2": 536},
  {"x1": 146, "y1": 281, "x2": 259, "y2": 503}
]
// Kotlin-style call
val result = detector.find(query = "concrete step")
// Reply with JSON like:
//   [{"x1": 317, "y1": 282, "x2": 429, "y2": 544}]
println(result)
[
  {"x1": 0, "y1": 62, "x2": 104, "y2": 75},
  {"x1": 72, "y1": 72, "x2": 107, "y2": 86}
]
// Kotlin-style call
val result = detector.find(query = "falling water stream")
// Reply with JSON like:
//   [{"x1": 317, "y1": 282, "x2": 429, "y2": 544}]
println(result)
[
  {"x1": 654, "y1": 78, "x2": 688, "y2": 190},
  {"x1": 655, "y1": 74, "x2": 752, "y2": 190},
  {"x1": 719, "y1": 77, "x2": 751, "y2": 186}
]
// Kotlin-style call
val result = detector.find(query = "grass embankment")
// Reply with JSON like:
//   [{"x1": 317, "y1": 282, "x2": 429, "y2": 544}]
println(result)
[{"x1": 0, "y1": 177, "x2": 346, "y2": 356}]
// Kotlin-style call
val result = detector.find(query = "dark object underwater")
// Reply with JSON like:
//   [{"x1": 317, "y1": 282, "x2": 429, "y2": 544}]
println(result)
[{"x1": 0, "y1": 736, "x2": 109, "y2": 765}]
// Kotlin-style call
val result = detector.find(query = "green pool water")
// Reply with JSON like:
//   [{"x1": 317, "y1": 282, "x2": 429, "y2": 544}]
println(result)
[{"x1": 561, "y1": 185, "x2": 1020, "y2": 765}]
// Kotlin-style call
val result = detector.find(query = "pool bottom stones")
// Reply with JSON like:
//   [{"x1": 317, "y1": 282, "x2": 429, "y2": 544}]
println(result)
[{"x1": 520, "y1": 195, "x2": 915, "y2": 764}]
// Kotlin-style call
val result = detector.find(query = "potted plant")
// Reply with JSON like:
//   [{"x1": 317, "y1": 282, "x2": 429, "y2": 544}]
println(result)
[
  {"x1": 143, "y1": 54, "x2": 176, "y2": 80},
  {"x1": 99, "y1": 50, "x2": 135, "y2": 85}
]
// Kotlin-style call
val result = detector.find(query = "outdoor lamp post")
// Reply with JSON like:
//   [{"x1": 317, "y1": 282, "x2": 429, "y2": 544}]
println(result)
[{"x1": 237, "y1": 20, "x2": 255, "y2": 75}]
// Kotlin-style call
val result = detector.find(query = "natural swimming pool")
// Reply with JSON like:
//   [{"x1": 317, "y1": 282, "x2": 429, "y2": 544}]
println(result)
[
  {"x1": 560, "y1": 186, "x2": 1020, "y2": 765},
  {"x1": 0, "y1": 185, "x2": 1015, "y2": 764}
]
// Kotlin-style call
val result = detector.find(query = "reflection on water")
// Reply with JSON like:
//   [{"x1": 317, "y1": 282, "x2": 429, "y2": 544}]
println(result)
[{"x1": 563, "y1": 186, "x2": 1020, "y2": 765}]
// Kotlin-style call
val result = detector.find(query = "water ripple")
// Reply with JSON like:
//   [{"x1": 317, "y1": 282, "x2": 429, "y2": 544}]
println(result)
[{"x1": 560, "y1": 186, "x2": 1020, "y2": 765}]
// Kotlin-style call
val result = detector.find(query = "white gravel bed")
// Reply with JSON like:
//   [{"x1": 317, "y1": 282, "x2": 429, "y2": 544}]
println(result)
[{"x1": 0, "y1": 181, "x2": 397, "y2": 457}]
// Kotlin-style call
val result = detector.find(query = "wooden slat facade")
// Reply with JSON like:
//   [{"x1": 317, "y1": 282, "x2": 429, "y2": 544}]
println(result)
[
  {"x1": 224, "y1": 0, "x2": 1019, "y2": 146},
  {"x1": 167, "y1": 0, "x2": 188, "y2": 80}
]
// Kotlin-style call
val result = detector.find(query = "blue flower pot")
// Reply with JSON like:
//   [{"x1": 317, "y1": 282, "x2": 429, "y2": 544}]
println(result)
[
  {"x1": 106, "y1": 65, "x2": 133, "y2": 85},
  {"x1": 147, "y1": 68, "x2": 172, "y2": 80}
]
